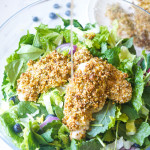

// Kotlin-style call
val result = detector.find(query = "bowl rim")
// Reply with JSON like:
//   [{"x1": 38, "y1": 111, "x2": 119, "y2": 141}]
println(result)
[{"x1": 0, "y1": 0, "x2": 150, "y2": 30}]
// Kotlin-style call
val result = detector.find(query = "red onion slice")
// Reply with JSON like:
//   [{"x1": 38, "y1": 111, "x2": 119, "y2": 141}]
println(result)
[
  {"x1": 56, "y1": 43, "x2": 77, "y2": 55},
  {"x1": 147, "y1": 68, "x2": 150, "y2": 73},
  {"x1": 40, "y1": 116, "x2": 59, "y2": 128}
]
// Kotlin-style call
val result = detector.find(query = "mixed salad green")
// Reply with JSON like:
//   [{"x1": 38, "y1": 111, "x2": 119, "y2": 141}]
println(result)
[{"x1": 0, "y1": 18, "x2": 150, "y2": 150}]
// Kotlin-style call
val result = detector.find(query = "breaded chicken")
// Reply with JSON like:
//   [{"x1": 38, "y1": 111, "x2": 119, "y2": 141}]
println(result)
[
  {"x1": 106, "y1": 66, "x2": 132, "y2": 103},
  {"x1": 63, "y1": 55, "x2": 132, "y2": 140},
  {"x1": 63, "y1": 58, "x2": 109, "y2": 140},
  {"x1": 17, "y1": 50, "x2": 71, "y2": 102}
]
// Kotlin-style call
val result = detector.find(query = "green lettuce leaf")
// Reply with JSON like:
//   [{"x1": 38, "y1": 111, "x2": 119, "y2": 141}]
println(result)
[
  {"x1": 58, "y1": 125, "x2": 70, "y2": 147},
  {"x1": 55, "y1": 106, "x2": 64, "y2": 120},
  {"x1": 61, "y1": 30, "x2": 78, "y2": 44},
  {"x1": 87, "y1": 102, "x2": 116, "y2": 137},
  {"x1": 6, "y1": 31, "x2": 34, "y2": 63},
  {"x1": 33, "y1": 24, "x2": 63, "y2": 51},
  {"x1": 5, "y1": 58, "x2": 25, "y2": 86},
  {"x1": 17, "y1": 45, "x2": 45, "y2": 61},
  {"x1": 92, "y1": 26, "x2": 110, "y2": 49},
  {"x1": 20, "y1": 121, "x2": 39, "y2": 150},
  {"x1": 140, "y1": 50, "x2": 150, "y2": 72},
  {"x1": 127, "y1": 122, "x2": 150, "y2": 146},
  {"x1": 131, "y1": 65, "x2": 144, "y2": 111},
  {"x1": 84, "y1": 23, "x2": 96, "y2": 31},
  {"x1": 142, "y1": 86, "x2": 150, "y2": 110},
  {"x1": 41, "y1": 129, "x2": 54, "y2": 143},
  {"x1": 121, "y1": 38, "x2": 136, "y2": 55}
]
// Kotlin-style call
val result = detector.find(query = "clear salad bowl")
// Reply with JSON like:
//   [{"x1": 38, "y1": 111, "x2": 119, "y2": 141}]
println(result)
[{"x1": 0, "y1": 0, "x2": 149, "y2": 149}]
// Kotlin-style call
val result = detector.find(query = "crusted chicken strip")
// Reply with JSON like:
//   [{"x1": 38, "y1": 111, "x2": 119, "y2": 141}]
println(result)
[
  {"x1": 63, "y1": 56, "x2": 132, "y2": 140},
  {"x1": 106, "y1": 66, "x2": 132, "y2": 103},
  {"x1": 63, "y1": 58, "x2": 109, "y2": 140},
  {"x1": 17, "y1": 50, "x2": 71, "y2": 102}
]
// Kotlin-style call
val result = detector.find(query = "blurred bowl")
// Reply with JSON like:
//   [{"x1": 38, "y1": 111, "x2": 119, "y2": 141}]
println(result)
[{"x1": 88, "y1": 0, "x2": 150, "y2": 56}]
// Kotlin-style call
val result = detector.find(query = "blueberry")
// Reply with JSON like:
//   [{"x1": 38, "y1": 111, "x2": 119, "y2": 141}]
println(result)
[
  {"x1": 49, "y1": 12, "x2": 57, "y2": 19},
  {"x1": 9, "y1": 96, "x2": 16, "y2": 103},
  {"x1": 65, "y1": 10, "x2": 71, "y2": 16},
  {"x1": 33, "y1": 16, "x2": 39, "y2": 22},
  {"x1": 133, "y1": 143, "x2": 140, "y2": 148},
  {"x1": 66, "y1": 2, "x2": 71, "y2": 8},
  {"x1": 146, "y1": 147, "x2": 150, "y2": 150},
  {"x1": 13, "y1": 123, "x2": 22, "y2": 133},
  {"x1": 45, "y1": 114, "x2": 56, "y2": 120},
  {"x1": 53, "y1": 3, "x2": 60, "y2": 9}
]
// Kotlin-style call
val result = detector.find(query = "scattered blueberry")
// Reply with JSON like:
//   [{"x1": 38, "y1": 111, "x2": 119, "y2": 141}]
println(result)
[
  {"x1": 13, "y1": 123, "x2": 22, "y2": 133},
  {"x1": 133, "y1": 143, "x2": 140, "y2": 148},
  {"x1": 9, "y1": 96, "x2": 16, "y2": 103},
  {"x1": 53, "y1": 3, "x2": 60, "y2": 9},
  {"x1": 66, "y1": 2, "x2": 71, "y2": 8},
  {"x1": 45, "y1": 114, "x2": 56, "y2": 120},
  {"x1": 65, "y1": 10, "x2": 71, "y2": 16},
  {"x1": 49, "y1": 12, "x2": 57, "y2": 19},
  {"x1": 32, "y1": 16, "x2": 39, "y2": 22}
]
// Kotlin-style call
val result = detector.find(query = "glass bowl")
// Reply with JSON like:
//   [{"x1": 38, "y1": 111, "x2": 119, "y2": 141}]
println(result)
[{"x1": 0, "y1": 0, "x2": 149, "y2": 149}]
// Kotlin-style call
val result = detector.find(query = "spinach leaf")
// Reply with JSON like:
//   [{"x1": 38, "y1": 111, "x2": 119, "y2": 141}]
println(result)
[
  {"x1": 17, "y1": 101, "x2": 48, "y2": 118},
  {"x1": 121, "y1": 104, "x2": 140, "y2": 120},
  {"x1": 127, "y1": 122, "x2": 150, "y2": 146},
  {"x1": 79, "y1": 139, "x2": 102, "y2": 150},
  {"x1": 17, "y1": 45, "x2": 45, "y2": 61},
  {"x1": 131, "y1": 65, "x2": 144, "y2": 111},
  {"x1": 71, "y1": 139, "x2": 102, "y2": 150},
  {"x1": 87, "y1": 102, "x2": 116, "y2": 137},
  {"x1": 103, "y1": 47, "x2": 120, "y2": 67}
]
